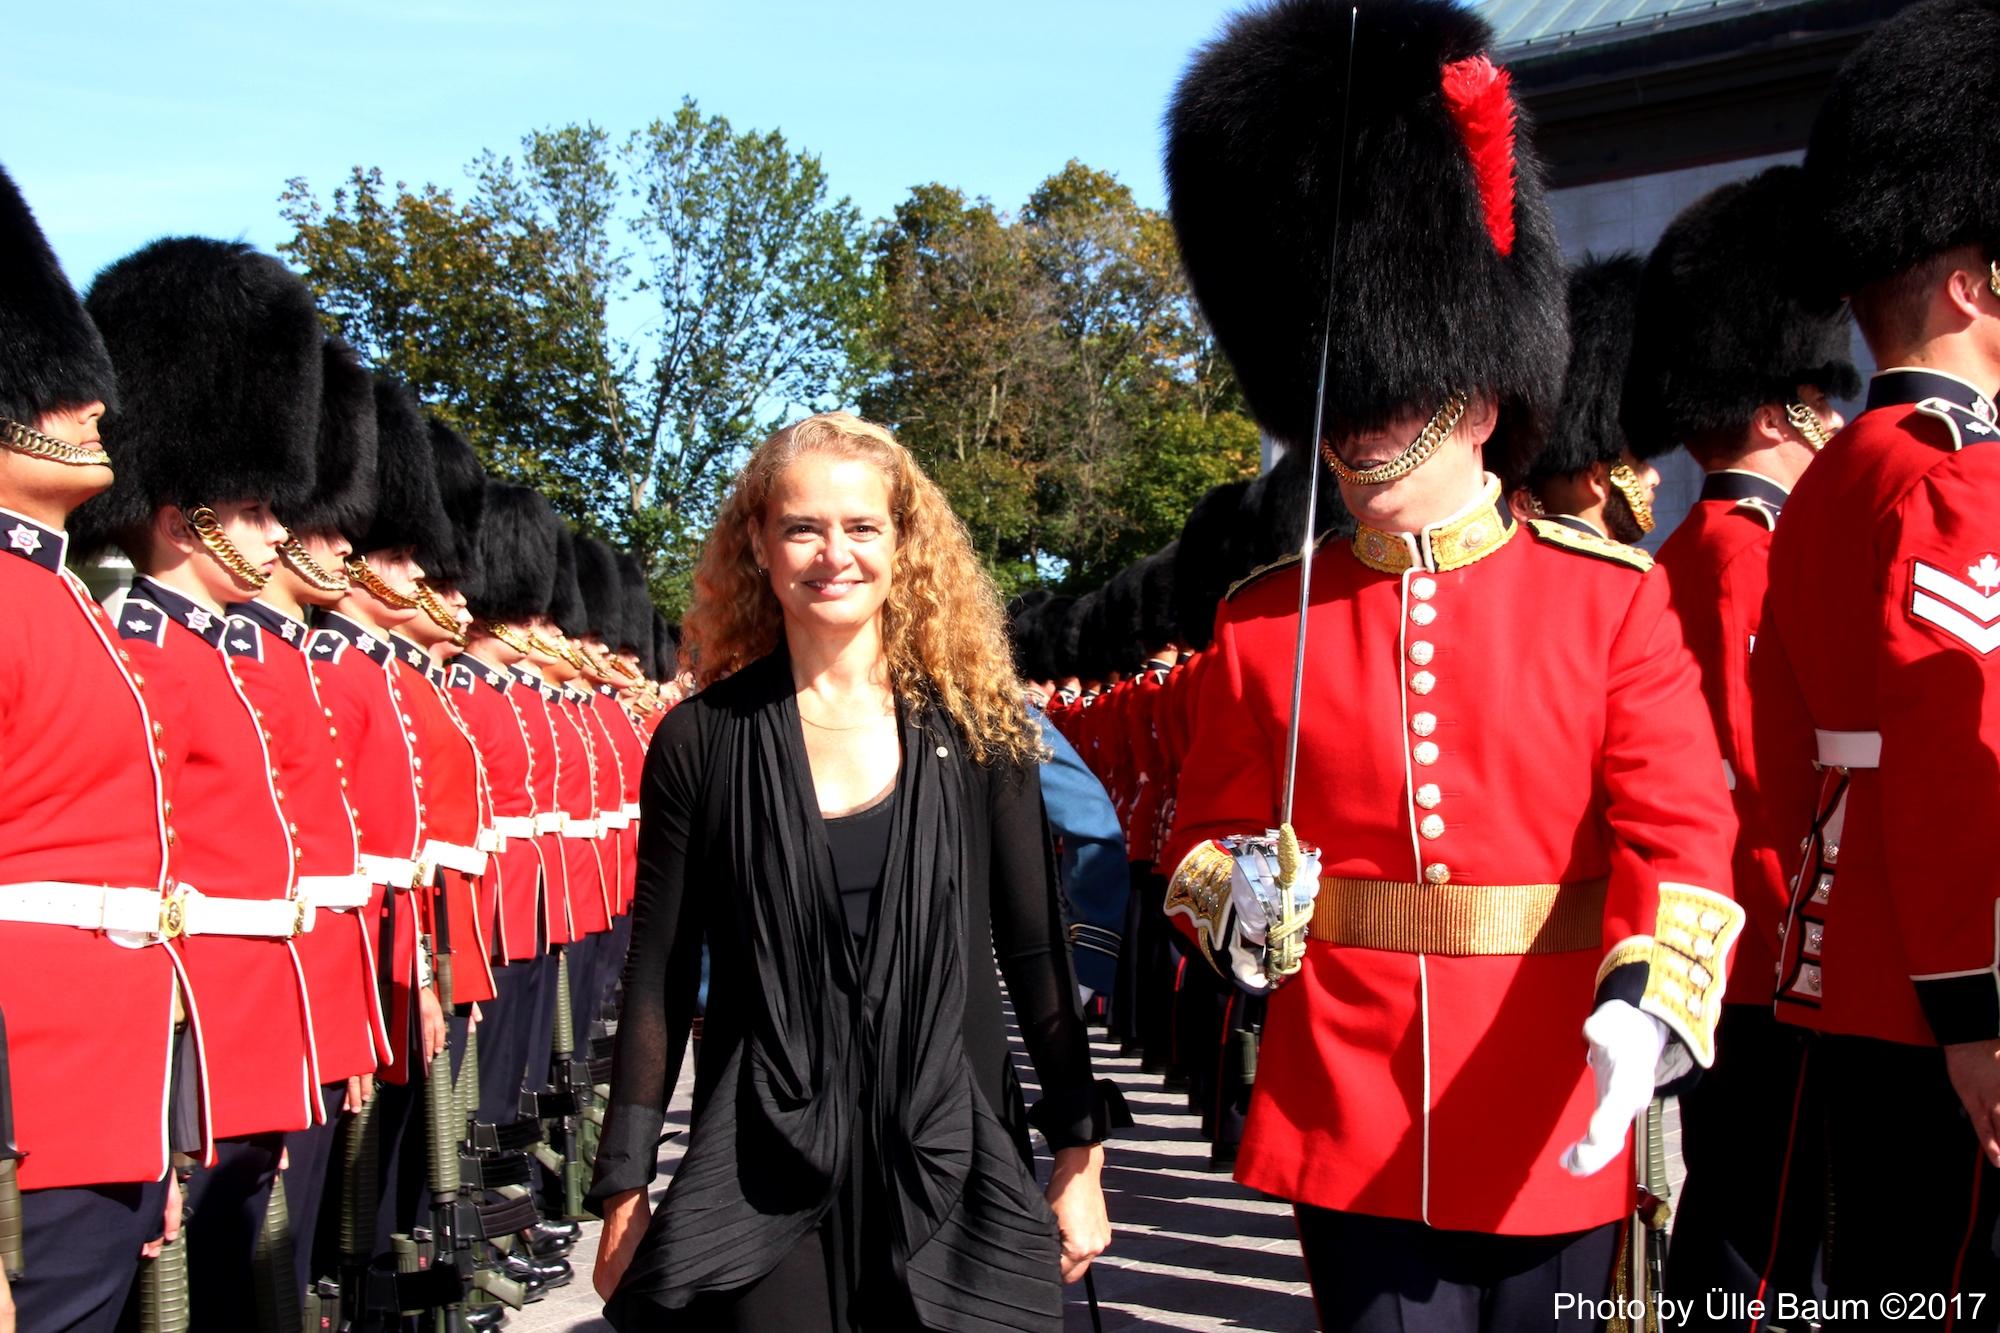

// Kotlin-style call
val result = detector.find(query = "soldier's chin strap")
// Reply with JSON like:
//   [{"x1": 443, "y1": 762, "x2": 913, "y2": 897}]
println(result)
[
  {"x1": 346, "y1": 556, "x2": 420, "y2": 610},
  {"x1": 1605, "y1": 463, "x2": 1657, "y2": 536},
  {"x1": 1319, "y1": 392, "x2": 1470, "y2": 488},
  {"x1": 1785, "y1": 402, "x2": 1834, "y2": 451},
  {"x1": 186, "y1": 505, "x2": 271, "y2": 591},
  {"x1": 279, "y1": 537, "x2": 350, "y2": 594},
  {"x1": 0, "y1": 417, "x2": 110, "y2": 469}
]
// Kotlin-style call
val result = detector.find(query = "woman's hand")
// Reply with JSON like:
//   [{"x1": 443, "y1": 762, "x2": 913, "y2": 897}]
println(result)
[
  {"x1": 593, "y1": 1187, "x2": 649, "y2": 1302},
  {"x1": 1046, "y1": 1143, "x2": 1109, "y2": 1284}
]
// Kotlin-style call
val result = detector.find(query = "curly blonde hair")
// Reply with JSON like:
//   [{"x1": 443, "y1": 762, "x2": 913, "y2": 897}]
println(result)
[{"x1": 680, "y1": 411, "x2": 1040, "y2": 765}]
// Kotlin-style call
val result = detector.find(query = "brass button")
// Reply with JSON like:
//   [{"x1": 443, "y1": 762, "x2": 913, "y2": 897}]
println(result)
[
  {"x1": 152, "y1": 721, "x2": 164, "y2": 737},
  {"x1": 1410, "y1": 671, "x2": 1436, "y2": 696},
  {"x1": 1410, "y1": 602, "x2": 1437, "y2": 627},
  {"x1": 1415, "y1": 783, "x2": 1441, "y2": 810},
  {"x1": 1411, "y1": 576, "x2": 1437, "y2": 601},
  {"x1": 1411, "y1": 711, "x2": 1437, "y2": 738},
  {"x1": 1413, "y1": 740, "x2": 1439, "y2": 766},
  {"x1": 1424, "y1": 862, "x2": 1450, "y2": 885},
  {"x1": 1408, "y1": 641, "x2": 1435, "y2": 667},
  {"x1": 1419, "y1": 814, "x2": 1444, "y2": 840}
]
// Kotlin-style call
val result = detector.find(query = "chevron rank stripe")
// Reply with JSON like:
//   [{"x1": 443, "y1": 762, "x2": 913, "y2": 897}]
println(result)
[{"x1": 1911, "y1": 556, "x2": 2000, "y2": 654}]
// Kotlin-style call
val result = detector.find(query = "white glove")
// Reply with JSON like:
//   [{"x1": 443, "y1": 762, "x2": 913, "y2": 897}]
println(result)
[
  {"x1": 1229, "y1": 835, "x2": 1322, "y2": 946},
  {"x1": 1560, "y1": 1000, "x2": 1668, "y2": 1177},
  {"x1": 1222, "y1": 836, "x2": 1322, "y2": 991}
]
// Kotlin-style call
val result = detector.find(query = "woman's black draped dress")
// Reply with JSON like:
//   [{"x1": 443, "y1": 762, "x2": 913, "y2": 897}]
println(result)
[{"x1": 588, "y1": 651, "x2": 1121, "y2": 1331}]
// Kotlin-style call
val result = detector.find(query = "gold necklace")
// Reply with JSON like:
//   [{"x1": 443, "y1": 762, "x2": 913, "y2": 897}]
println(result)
[
  {"x1": 1321, "y1": 393, "x2": 1469, "y2": 487},
  {"x1": 798, "y1": 696, "x2": 894, "y2": 731}
]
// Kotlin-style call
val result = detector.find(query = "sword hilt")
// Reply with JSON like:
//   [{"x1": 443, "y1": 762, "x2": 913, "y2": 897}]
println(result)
[{"x1": 1266, "y1": 824, "x2": 1311, "y2": 980}]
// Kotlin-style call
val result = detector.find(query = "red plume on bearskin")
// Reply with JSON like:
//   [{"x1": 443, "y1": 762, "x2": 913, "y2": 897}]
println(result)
[{"x1": 1440, "y1": 56, "x2": 1517, "y2": 257}]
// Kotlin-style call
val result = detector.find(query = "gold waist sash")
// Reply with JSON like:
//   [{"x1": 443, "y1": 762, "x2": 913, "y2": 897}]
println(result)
[{"x1": 1308, "y1": 876, "x2": 1608, "y2": 956}]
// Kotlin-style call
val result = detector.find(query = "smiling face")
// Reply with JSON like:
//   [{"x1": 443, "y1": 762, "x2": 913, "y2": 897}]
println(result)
[{"x1": 748, "y1": 451, "x2": 897, "y2": 639}]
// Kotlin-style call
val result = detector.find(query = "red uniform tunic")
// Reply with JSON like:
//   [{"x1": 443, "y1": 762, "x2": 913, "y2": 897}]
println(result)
[
  {"x1": 1753, "y1": 369, "x2": 2000, "y2": 1046},
  {"x1": 227, "y1": 600, "x2": 388, "y2": 1078},
  {"x1": 0, "y1": 513, "x2": 184, "y2": 1188},
  {"x1": 592, "y1": 685, "x2": 646, "y2": 915},
  {"x1": 309, "y1": 613, "x2": 425, "y2": 1084},
  {"x1": 448, "y1": 655, "x2": 547, "y2": 964},
  {"x1": 1163, "y1": 481, "x2": 1739, "y2": 1235},
  {"x1": 1653, "y1": 471, "x2": 1794, "y2": 1004},
  {"x1": 510, "y1": 667, "x2": 574, "y2": 946},
  {"x1": 393, "y1": 638, "x2": 498, "y2": 1006},
  {"x1": 552, "y1": 688, "x2": 612, "y2": 936},
  {"x1": 121, "y1": 577, "x2": 316, "y2": 1139}
]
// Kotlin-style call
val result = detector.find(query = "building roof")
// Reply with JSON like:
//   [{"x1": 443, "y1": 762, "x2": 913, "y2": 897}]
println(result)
[{"x1": 1489, "y1": 0, "x2": 1828, "y2": 56}]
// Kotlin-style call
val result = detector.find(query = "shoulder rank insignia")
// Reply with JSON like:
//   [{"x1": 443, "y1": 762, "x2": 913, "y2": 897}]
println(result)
[
  {"x1": 117, "y1": 597, "x2": 170, "y2": 647},
  {"x1": 1526, "y1": 518, "x2": 1654, "y2": 572},
  {"x1": 1914, "y1": 396, "x2": 1999, "y2": 451},
  {"x1": 307, "y1": 629, "x2": 349, "y2": 664},
  {"x1": 1732, "y1": 496, "x2": 1781, "y2": 531},
  {"x1": 1225, "y1": 550, "x2": 1305, "y2": 602},
  {"x1": 449, "y1": 663, "x2": 476, "y2": 691},
  {"x1": 224, "y1": 615, "x2": 264, "y2": 661}
]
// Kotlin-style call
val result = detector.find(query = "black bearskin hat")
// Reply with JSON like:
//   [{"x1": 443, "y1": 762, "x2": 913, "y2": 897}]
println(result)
[
  {"x1": 1140, "y1": 543, "x2": 1181, "y2": 652},
  {"x1": 1057, "y1": 591, "x2": 1099, "y2": 680},
  {"x1": 1166, "y1": 0, "x2": 1567, "y2": 486},
  {"x1": 467, "y1": 484, "x2": 557, "y2": 624},
  {"x1": 1174, "y1": 479, "x2": 1254, "y2": 651},
  {"x1": 1037, "y1": 595, "x2": 1077, "y2": 680},
  {"x1": 73, "y1": 238, "x2": 321, "y2": 551},
  {"x1": 283, "y1": 336, "x2": 378, "y2": 539},
  {"x1": 1249, "y1": 446, "x2": 1357, "y2": 568},
  {"x1": 425, "y1": 418, "x2": 486, "y2": 590},
  {"x1": 651, "y1": 611, "x2": 679, "y2": 683},
  {"x1": 1005, "y1": 589, "x2": 1051, "y2": 679},
  {"x1": 1101, "y1": 563, "x2": 1147, "y2": 675},
  {"x1": 615, "y1": 553, "x2": 651, "y2": 655},
  {"x1": 1623, "y1": 169, "x2": 1860, "y2": 456},
  {"x1": 1529, "y1": 255, "x2": 1648, "y2": 481},
  {"x1": 1803, "y1": 0, "x2": 2000, "y2": 298},
  {"x1": 0, "y1": 165, "x2": 117, "y2": 426},
  {"x1": 548, "y1": 524, "x2": 588, "y2": 638},
  {"x1": 574, "y1": 537, "x2": 624, "y2": 644},
  {"x1": 354, "y1": 377, "x2": 447, "y2": 560}
]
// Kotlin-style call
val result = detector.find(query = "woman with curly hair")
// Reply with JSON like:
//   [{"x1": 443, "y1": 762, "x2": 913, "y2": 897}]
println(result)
[{"x1": 588, "y1": 412, "x2": 1119, "y2": 1330}]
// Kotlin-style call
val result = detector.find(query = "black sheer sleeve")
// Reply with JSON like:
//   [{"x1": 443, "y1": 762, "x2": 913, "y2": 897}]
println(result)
[
  {"x1": 989, "y1": 756, "x2": 1129, "y2": 1151},
  {"x1": 585, "y1": 706, "x2": 707, "y2": 1211}
]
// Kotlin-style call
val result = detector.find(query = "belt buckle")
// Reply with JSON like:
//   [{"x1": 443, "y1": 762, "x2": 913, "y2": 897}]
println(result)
[
  {"x1": 159, "y1": 891, "x2": 185, "y2": 940},
  {"x1": 292, "y1": 896, "x2": 309, "y2": 937}
]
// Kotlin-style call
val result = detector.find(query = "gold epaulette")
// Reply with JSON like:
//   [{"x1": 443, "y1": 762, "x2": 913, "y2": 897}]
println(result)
[
  {"x1": 1224, "y1": 531, "x2": 1337, "y2": 602},
  {"x1": 1526, "y1": 518, "x2": 1654, "y2": 571}
]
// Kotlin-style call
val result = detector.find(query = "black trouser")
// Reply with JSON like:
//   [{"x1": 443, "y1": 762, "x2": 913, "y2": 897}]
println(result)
[
  {"x1": 184, "y1": 1133, "x2": 284, "y2": 1329},
  {"x1": 13, "y1": 1177, "x2": 167, "y2": 1333},
  {"x1": 283, "y1": 1082, "x2": 350, "y2": 1296},
  {"x1": 1666, "y1": 1006, "x2": 1823, "y2": 1325},
  {"x1": 569, "y1": 930, "x2": 605, "y2": 1054},
  {"x1": 1295, "y1": 1206, "x2": 1619, "y2": 1333},
  {"x1": 1819, "y1": 1034, "x2": 2000, "y2": 1331},
  {"x1": 478, "y1": 956, "x2": 541, "y2": 1124}
]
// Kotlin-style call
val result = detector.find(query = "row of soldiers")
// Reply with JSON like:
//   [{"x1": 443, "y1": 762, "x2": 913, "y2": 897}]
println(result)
[
  {"x1": 1012, "y1": 0, "x2": 2000, "y2": 1325},
  {"x1": 0, "y1": 162, "x2": 679, "y2": 1331}
]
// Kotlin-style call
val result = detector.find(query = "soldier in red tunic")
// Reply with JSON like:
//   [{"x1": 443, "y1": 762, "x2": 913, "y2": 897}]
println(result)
[
  {"x1": 1158, "y1": 3, "x2": 1741, "y2": 1326},
  {"x1": 227, "y1": 334, "x2": 391, "y2": 1303},
  {"x1": 0, "y1": 164, "x2": 183, "y2": 1333},
  {"x1": 306, "y1": 376, "x2": 451, "y2": 1248},
  {"x1": 452, "y1": 486, "x2": 561, "y2": 1127},
  {"x1": 73, "y1": 236, "x2": 324, "y2": 1326},
  {"x1": 1517, "y1": 257, "x2": 1664, "y2": 545},
  {"x1": 1750, "y1": 0, "x2": 2000, "y2": 1313},
  {"x1": 1619, "y1": 164, "x2": 1858, "y2": 1317}
]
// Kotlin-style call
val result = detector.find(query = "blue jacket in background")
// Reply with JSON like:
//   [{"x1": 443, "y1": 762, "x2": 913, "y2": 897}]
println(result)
[{"x1": 1033, "y1": 706, "x2": 1128, "y2": 997}]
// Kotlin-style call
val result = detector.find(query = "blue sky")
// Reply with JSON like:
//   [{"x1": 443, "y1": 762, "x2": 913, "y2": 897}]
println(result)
[{"x1": 11, "y1": 0, "x2": 1253, "y2": 287}]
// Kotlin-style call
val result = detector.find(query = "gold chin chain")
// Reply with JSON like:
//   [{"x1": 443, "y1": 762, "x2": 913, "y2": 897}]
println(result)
[
  {"x1": 1, "y1": 417, "x2": 113, "y2": 469},
  {"x1": 279, "y1": 537, "x2": 349, "y2": 594},
  {"x1": 345, "y1": 557, "x2": 420, "y2": 610},
  {"x1": 1989, "y1": 261, "x2": 2000, "y2": 301},
  {"x1": 415, "y1": 582, "x2": 468, "y2": 646},
  {"x1": 1786, "y1": 402, "x2": 1833, "y2": 452},
  {"x1": 479, "y1": 621, "x2": 533, "y2": 656},
  {"x1": 185, "y1": 505, "x2": 270, "y2": 590},
  {"x1": 1606, "y1": 463, "x2": 1657, "y2": 535},
  {"x1": 1321, "y1": 393, "x2": 1470, "y2": 487}
]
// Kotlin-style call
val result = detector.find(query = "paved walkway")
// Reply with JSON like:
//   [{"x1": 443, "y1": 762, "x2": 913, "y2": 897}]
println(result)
[{"x1": 514, "y1": 1020, "x2": 1680, "y2": 1332}]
